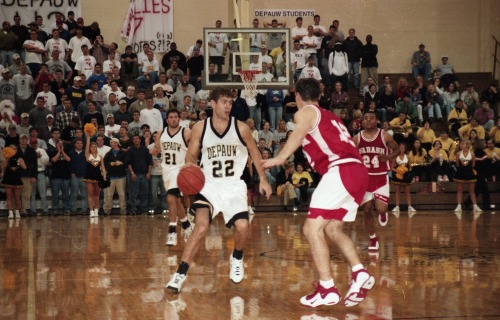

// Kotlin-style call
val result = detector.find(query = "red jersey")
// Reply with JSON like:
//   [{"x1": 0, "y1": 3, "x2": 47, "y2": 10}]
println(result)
[
  {"x1": 357, "y1": 129, "x2": 390, "y2": 175},
  {"x1": 302, "y1": 105, "x2": 362, "y2": 175}
]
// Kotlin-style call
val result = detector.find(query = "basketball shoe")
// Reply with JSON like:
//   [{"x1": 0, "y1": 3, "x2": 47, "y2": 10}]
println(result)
[
  {"x1": 183, "y1": 223, "x2": 195, "y2": 242},
  {"x1": 368, "y1": 237, "x2": 379, "y2": 251},
  {"x1": 166, "y1": 273, "x2": 187, "y2": 293},
  {"x1": 344, "y1": 269, "x2": 375, "y2": 307},
  {"x1": 378, "y1": 212, "x2": 388, "y2": 227},
  {"x1": 299, "y1": 281, "x2": 341, "y2": 307},
  {"x1": 229, "y1": 255, "x2": 244, "y2": 283},
  {"x1": 166, "y1": 232, "x2": 177, "y2": 246}
]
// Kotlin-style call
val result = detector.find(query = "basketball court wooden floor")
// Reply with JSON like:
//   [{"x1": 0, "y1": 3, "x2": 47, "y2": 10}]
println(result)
[{"x1": 0, "y1": 210, "x2": 498, "y2": 319}]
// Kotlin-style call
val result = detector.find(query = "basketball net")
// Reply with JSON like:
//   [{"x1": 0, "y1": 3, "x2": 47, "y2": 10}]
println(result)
[{"x1": 239, "y1": 70, "x2": 261, "y2": 97}]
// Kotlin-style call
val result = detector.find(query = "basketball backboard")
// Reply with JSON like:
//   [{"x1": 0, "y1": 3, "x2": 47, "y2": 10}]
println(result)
[{"x1": 202, "y1": 28, "x2": 292, "y2": 89}]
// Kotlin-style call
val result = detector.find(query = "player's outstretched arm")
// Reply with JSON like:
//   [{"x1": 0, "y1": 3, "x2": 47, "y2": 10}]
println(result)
[
  {"x1": 238, "y1": 121, "x2": 272, "y2": 199},
  {"x1": 185, "y1": 121, "x2": 203, "y2": 166},
  {"x1": 261, "y1": 106, "x2": 316, "y2": 169}
]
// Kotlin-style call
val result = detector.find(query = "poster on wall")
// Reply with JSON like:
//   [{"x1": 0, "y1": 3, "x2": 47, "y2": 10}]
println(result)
[
  {"x1": 121, "y1": 0, "x2": 173, "y2": 54},
  {"x1": 0, "y1": 0, "x2": 81, "y2": 28}
]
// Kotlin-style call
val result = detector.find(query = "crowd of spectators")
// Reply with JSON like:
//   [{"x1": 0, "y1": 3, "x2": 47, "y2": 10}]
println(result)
[{"x1": 0, "y1": 12, "x2": 499, "y2": 217}]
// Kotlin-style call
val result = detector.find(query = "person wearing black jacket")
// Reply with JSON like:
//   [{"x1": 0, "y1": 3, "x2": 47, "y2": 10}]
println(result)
[
  {"x1": 342, "y1": 28, "x2": 363, "y2": 90},
  {"x1": 126, "y1": 135, "x2": 152, "y2": 214},
  {"x1": 103, "y1": 138, "x2": 127, "y2": 215},
  {"x1": 360, "y1": 35, "x2": 379, "y2": 92},
  {"x1": 16, "y1": 134, "x2": 38, "y2": 216},
  {"x1": 230, "y1": 89, "x2": 250, "y2": 122}
]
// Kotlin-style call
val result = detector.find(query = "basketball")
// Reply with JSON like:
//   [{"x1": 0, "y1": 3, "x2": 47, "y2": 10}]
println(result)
[{"x1": 177, "y1": 166, "x2": 205, "y2": 195}]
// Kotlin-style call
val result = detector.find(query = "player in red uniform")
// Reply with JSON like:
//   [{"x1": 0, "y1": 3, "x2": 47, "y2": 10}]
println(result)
[
  {"x1": 353, "y1": 111, "x2": 399, "y2": 251},
  {"x1": 262, "y1": 79, "x2": 374, "y2": 308}
]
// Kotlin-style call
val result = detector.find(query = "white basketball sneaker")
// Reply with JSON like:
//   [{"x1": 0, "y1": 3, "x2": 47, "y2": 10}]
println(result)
[
  {"x1": 166, "y1": 232, "x2": 177, "y2": 246},
  {"x1": 229, "y1": 255, "x2": 244, "y2": 283},
  {"x1": 166, "y1": 273, "x2": 187, "y2": 293}
]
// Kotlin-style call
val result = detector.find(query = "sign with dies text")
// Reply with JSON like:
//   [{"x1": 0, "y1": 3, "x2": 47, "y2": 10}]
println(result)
[
  {"x1": 0, "y1": 0, "x2": 81, "y2": 28},
  {"x1": 121, "y1": 0, "x2": 173, "y2": 54}
]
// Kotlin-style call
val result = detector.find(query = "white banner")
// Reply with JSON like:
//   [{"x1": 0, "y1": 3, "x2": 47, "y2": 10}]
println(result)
[
  {"x1": 121, "y1": 0, "x2": 173, "y2": 54},
  {"x1": 0, "y1": 0, "x2": 81, "y2": 28},
  {"x1": 254, "y1": 9, "x2": 315, "y2": 18}
]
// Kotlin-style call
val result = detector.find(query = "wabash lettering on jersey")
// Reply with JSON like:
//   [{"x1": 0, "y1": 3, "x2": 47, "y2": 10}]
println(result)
[
  {"x1": 357, "y1": 129, "x2": 390, "y2": 175},
  {"x1": 302, "y1": 105, "x2": 362, "y2": 175}
]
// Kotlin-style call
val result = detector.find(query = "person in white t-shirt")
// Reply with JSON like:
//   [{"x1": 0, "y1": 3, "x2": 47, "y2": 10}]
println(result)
[
  {"x1": 68, "y1": 27, "x2": 92, "y2": 64},
  {"x1": 103, "y1": 52, "x2": 121, "y2": 75},
  {"x1": 291, "y1": 17, "x2": 307, "y2": 45},
  {"x1": 302, "y1": 26, "x2": 319, "y2": 67},
  {"x1": 140, "y1": 96, "x2": 163, "y2": 134},
  {"x1": 35, "y1": 81, "x2": 57, "y2": 111},
  {"x1": 207, "y1": 20, "x2": 229, "y2": 74},
  {"x1": 23, "y1": 30, "x2": 45, "y2": 78},
  {"x1": 249, "y1": 18, "x2": 265, "y2": 52},
  {"x1": 104, "y1": 114, "x2": 121, "y2": 137},
  {"x1": 45, "y1": 29, "x2": 68, "y2": 60},
  {"x1": 75, "y1": 45, "x2": 96, "y2": 78},
  {"x1": 299, "y1": 55, "x2": 322, "y2": 80},
  {"x1": 290, "y1": 40, "x2": 308, "y2": 81}
]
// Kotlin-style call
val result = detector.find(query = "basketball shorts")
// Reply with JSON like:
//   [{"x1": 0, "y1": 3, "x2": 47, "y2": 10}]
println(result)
[
  {"x1": 362, "y1": 174, "x2": 390, "y2": 204},
  {"x1": 308, "y1": 163, "x2": 368, "y2": 222},
  {"x1": 162, "y1": 168, "x2": 181, "y2": 196},
  {"x1": 209, "y1": 56, "x2": 225, "y2": 66},
  {"x1": 193, "y1": 178, "x2": 248, "y2": 228}
]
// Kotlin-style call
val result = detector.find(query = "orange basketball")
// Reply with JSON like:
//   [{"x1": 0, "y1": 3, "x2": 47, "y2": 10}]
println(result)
[{"x1": 177, "y1": 166, "x2": 205, "y2": 195}]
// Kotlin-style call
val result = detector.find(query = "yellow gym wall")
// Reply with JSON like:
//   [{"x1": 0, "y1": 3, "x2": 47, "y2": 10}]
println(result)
[{"x1": 83, "y1": 0, "x2": 500, "y2": 76}]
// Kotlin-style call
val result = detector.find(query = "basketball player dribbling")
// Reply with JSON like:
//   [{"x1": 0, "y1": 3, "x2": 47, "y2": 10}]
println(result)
[
  {"x1": 262, "y1": 78, "x2": 374, "y2": 308},
  {"x1": 166, "y1": 88, "x2": 272, "y2": 293},
  {"x1": 353, "y1": 111, "x2": 399, "y2": 251},
  {"x1": 151, "y1": 109, "x2": 194, "y2": 246}
]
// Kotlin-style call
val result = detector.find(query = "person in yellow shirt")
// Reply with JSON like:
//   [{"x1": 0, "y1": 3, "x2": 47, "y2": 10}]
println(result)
[
  {"x1": 489, "y1": 117, "x2": 500, "y2": 147},
  {"x1": 291, "y1": 163, "x2": 313, "y2": 203},
  {"x1": 435, "y1": 130, "x2": 456, "y2": 156},
  {"x1": 416, "y1": 120, "x2": 436, "y2": 152},
  {"x1": 408, "y1": 139, "x2": 429, "y2": 181},
  {"x1": 458, "y1": 117, "x2": 486, "y2": 140},
  {"x1": 428, "y1": 140, "x2": 450, "y2": 181},
  {"x1": 389, "y1": 111, "x2": 413, "y2": 145},
  {"x1": 484, "y1": 138, "x2": 499, "y2": 181},
  {"x1": 447, "y1": 99, "x2": 468, "y2": 137}
]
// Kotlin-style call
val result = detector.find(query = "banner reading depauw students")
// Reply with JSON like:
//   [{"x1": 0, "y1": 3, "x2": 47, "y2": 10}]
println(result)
[
  {"x1": 0, "y1": 0, "x2": 81, "y2": 28},
  {"x1": 121, "y1": 0, "x2": 173, "y2": 54}
]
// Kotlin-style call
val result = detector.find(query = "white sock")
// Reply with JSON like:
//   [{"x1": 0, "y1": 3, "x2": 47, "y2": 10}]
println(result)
[
  {"x1": 169, "y1": 222, "x2": 177, "y2": 226},
  {"x1": 369, "y1": 234, "x2": 377, "y2": 239},
  {"x1": 352, "y1": 264, "x2": 364, "y2": 272},
  {"x1": 319, "y1": 279, "x2": 335, "y2": 289},
  {"x1": 180, "y1": 217, "x2": 188, "y2": 223}
]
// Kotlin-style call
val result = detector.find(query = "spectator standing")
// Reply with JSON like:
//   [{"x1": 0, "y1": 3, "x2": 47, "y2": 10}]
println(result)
[
  {"x1": 29, "y1": 138, "x2": 49, "y2": 215},
  {"x1": 360, "y1": 35, "x2": 378, "y2": 89},
  {"x1": 140, "y1": 96, "x2": 163, "y2": 134},
  {"x1": 266, "y1": 89, "x2": 284, "y2": 131},
  {"x1": 127, "y1": 134, "x2": 152, "y2": 214},
  {"x1": 328, "y1": 42, "x2": 349, "y2": 91},
  {"x1": 23, "y1": 30, "x2": 44, "y2": 79},
  {"x1": 69, "y1": 138, "x2": 88, "y2": 214},
  {"x1": 48, "y1": 128, "x2": 71, "y2": 214},
  {"x1": 17, "y1": 134, "x2": 37, "y2": 215},
  {"x1": 342, "y1": 28, "x2": 363, "y2": 91},
  {"x1": 12, "y1": 64, "x2": 33, "y2": 115},
  {"x1": 103, "y1": 138, "x2": 127, "y2": 215}
]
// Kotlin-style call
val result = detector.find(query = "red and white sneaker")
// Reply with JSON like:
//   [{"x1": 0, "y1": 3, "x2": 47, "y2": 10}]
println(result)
[
  {"x1": 344, "y1": 269, "x2": 375, "y2": 307},
  {"x1": 378, "y1": 212, "x2": 388, "y2": 227},
  {"x1": 368, "y1": 237, "x2": 379, "y2": 251},
  {"x1": 300, "y1": 281, "x2": 341, "y2": 308}
]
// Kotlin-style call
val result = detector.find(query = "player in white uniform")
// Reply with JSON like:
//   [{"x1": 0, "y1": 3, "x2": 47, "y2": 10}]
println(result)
[
  {"x1": 151, "y1": 109, "x2": 194, "y2": 246},
  {"x1": 167, "y1": 88, "x2": 272, "y2": 293}
]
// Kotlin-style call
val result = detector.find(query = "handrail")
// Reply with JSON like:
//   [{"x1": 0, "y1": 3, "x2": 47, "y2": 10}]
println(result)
[{"x1": 492, "y1": 35, "x2": 500, "y2": 80}]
